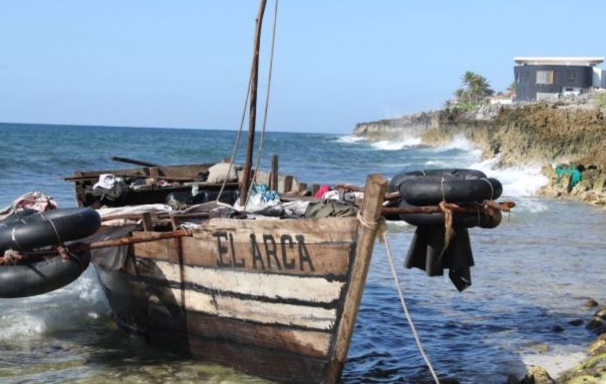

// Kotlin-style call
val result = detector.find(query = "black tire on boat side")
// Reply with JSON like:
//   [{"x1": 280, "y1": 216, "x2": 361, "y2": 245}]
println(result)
[
  {"x1": 0, "y1": 208, "x2": 101, "y2": 254},
  {"x1": 399, "y1": 176, "x2": 503, "y2": 205},
  {"x1": 397, "y1": 200, "x2": 502, "y2": 229},
  {"x1": 0, "y1": 251, "x2": 91, "y2": 298}
]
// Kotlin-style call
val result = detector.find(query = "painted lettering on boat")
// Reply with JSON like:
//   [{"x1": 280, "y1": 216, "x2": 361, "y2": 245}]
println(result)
[{"x1": 212, "y1": 232, "x2": 315, "y2": 271}]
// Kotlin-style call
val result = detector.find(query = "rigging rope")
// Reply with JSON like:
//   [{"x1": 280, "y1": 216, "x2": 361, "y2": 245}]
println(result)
[
  {"x1": 382, "y1": 229, "x2": 441, "y2": 384},
  {"x1": 245, "y1": 0, "x2": 279, "y2": 207},
  {"x1": 356, "y1": 212, "x2": 441, "y2": 384},
  {"x1": 215, "y1": 22, "x2": 258, "y2": 203}
]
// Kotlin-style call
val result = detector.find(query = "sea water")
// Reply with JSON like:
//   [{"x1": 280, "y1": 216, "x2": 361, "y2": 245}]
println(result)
[{"x1": 0, "y1": 123, "x2": 604, "y2": 383}]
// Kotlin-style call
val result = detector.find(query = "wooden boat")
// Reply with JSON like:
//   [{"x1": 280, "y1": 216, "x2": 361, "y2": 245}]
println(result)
[
  {"x1": 64, "y1": 3, "x2": 392, "y2": 381},
  {"x1": 68, "y1": 170, "x2": 387, "y2": 383}
]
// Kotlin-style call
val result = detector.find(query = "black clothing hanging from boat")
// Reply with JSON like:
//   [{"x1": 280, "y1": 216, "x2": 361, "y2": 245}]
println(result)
[{"x1": 405, "y1": 226, "x2": 474, "y2": 292}]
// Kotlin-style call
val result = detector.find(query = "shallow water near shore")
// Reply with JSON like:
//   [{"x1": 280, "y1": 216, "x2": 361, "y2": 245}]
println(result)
[{"x1": 0, "y1": 123, "x2": 604, "y2": 383}]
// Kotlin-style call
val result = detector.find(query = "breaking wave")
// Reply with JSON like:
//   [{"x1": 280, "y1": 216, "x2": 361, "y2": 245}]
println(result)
[
  {"x1": 336, "y1": 135, "x2": 366, "y2": 144},
  {"x1": 470, "y1": 155, "x2": 549, "y2": 198},
  {"x1": 369, "y1": 137, "x2": 422, "y2": 151}
]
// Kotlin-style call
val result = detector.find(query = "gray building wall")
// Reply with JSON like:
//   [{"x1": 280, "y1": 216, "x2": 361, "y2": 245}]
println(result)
[{"x1": 514, "y1": 65, "x2": 593, "y2": 101}]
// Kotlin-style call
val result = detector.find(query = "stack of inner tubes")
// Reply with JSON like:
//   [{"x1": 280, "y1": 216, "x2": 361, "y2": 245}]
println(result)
[
  {"x1": 388, "y1": 169, "x2": 504, "y2": 292},
  {"x1": 0, "y1": 208, "x2": 101, "y2": 298},
  {"x1": 389, "y1": 169, "x2": 503, "y2": 228}
]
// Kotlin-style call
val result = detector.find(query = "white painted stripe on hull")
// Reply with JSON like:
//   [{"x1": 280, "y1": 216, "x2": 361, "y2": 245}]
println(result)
[
  {"x1": 170, "y1": 287, "x2": 337, "y2": 330},
  {"x1": 153, "y1": 260, "x2": 344, "y2": 304}
]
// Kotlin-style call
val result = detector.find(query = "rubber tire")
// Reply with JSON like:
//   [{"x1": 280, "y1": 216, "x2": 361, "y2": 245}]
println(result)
[
  {"x1": 0, "y1": 251, "x2": 91, "y2": 298},
  {"x1": 397, "y1": 200, "x2": 502, "y2": 229},
  {"x1": 0, "y1": 208, "x2": 101, "y2": 253},
  {"x1": 399, "y1": 177, "x2": 502, "y2": 205},
  {"x1": 389, "y1": 169, "x2": 487, "y2": 192}
]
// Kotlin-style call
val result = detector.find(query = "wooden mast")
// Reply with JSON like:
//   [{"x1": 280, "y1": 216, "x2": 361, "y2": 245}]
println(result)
[{"x1": 240, "y1": 0, "x2": 268, "y2": 205}]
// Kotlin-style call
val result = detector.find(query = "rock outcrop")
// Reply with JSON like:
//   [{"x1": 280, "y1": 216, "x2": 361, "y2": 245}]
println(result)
[{"x1": 352, "y1": 93, "x2": 606, "y2": 204}]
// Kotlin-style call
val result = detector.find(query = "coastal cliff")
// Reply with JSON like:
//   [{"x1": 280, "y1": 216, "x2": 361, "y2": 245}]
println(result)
[
  {"x1": 353, "y1": 111, "x2": 440, "y2": 141},
  {"x1": 353, "y1": 93, "x2": 606, "y2": 203}
]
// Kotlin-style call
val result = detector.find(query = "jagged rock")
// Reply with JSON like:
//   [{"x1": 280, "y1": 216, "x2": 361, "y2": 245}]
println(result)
[
  {"x1": 506, "y1": 374, "x2": 520, "y2": 384},
  {"x1": 352, "y1": 96, "x2": 606, "y2": 205},
  {"x1": 521, "y1": 365, "x2": 555, "y2": 384},
  {"x1": 559, "y1": 353, "x2": 606, "y2": 384},
  {"x1": 586, "y1": 299, "x2": 600, "y2": 308},
  {"x1": 588, "y1": 338, "x2": 606, "y2": 356},
  {"x1": 594, "y1": 306, "x2": 606, "y2": 319},
  {"x1": 586, "y1": 317, "x2": 606, "y2": 334}
]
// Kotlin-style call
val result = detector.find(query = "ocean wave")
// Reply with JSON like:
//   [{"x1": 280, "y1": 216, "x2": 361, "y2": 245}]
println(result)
[
  {"x1": 336, "y1": 135, "x2": 366, "y2": 144},
  {"x1": 469, "y1": 156, "x2": 548, "y2": 197},
  {"x1": 431, "y1": 135, "x2": 482, "y2": 156},
  {"x1": 369, "y1": 137, "x2": 422, "y2": 151}
]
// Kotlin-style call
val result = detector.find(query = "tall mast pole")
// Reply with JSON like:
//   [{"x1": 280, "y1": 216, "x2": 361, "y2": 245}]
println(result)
[{"x1": 240, "y1": 0, "x2": 268, "y2": 205}]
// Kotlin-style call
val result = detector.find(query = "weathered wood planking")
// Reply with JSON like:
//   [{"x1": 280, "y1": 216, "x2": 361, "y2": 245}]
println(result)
[
  {"x1": 326, "y1": 174, "x2": 387, "y2": 382},
  {"x1": 92, "y1": 174, "x2": 388, "y2": 384},
  {"x1": 139, "y1": 260, "x2": 345, "y2": 304},
  {"x1": 155, "y1": 309, "x2": 332, "y2": 358},
  {"x1": 150, "y1": 329, "x2": 327, "y2": 383},
  {"x1": 101, "y1": 269, "x2": 334, "y2": 359},
  {"x1": 133, "y1": 217, "x2": 357, "y2": 277},
  {"x1": 169, "y1": 287, "x2": 336, "y2": 330}
]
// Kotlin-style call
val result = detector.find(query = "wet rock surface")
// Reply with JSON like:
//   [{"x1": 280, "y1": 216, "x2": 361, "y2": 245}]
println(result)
[{"x1": 521, "y1": 365, "x2": 556, "y2": 384}]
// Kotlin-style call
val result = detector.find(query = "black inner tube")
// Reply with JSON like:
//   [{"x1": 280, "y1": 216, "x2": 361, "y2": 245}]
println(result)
[
  {"x1": 399, "y1": 176, "x2": 502, "y2": 205},
  {"x1": 389, "y1": 169, "x2": 488, "y2": 192},
  {"x1": 0, "y1": 208, "x2": 101, "y2": 254},
  {"x1": 0, "y1": 251, "x2": 91, "y2": 298}
]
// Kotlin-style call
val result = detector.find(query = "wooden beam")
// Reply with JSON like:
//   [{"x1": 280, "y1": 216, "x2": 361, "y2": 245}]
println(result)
[
  {"x1": 327, "y1": 174, "x2": 387, "y2": 383},
  {"x1": 240, "y1": 0, "x2": 269, "y2": 205},
  {"x1": 270, "y1": 154, "x2": 279, "y2": 190}
]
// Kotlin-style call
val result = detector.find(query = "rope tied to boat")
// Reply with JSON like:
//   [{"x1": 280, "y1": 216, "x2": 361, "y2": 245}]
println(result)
[
  {"x1": 0, "y1": 249, "x2": 25, "y2": 265},
  {"x1": 439, "y1": 177, "x2": 455, "y2": 250},
  {"x1": 356, "y1": 211, "x2": 441, "y2": 384}
]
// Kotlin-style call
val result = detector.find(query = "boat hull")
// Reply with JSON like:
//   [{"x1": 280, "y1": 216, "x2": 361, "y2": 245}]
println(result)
[{"x1": 94, "y1": 216, "x2": 363, "y2": 383}]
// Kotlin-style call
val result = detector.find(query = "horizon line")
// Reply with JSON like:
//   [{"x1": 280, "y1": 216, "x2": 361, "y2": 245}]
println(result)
[{"x1": 0, "y1": 121, "x2": 337, "y2": 135}]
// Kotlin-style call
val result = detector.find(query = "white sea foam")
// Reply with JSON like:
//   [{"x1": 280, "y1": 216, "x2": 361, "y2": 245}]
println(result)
[
  {"x1": 469, "y1": 155, "x2": 549, "y2": 197},
  {"x1": 370, "y1": 137, "x2": 422, "y2": 151},
  {"x1": 433, "y1": 135, "x2": 480, "y2": 155},
  {"x1": 0, "y1": 314, "x2": 46, "y2": 340},
  {"x1": 425, "y1": 160, "x2": 447, "y2": 166},
  {"x1": 336, "y1": 135, "x2": 365, "y2": 144},
  {"x1": 0, "y1": 268, "x2": 109, "y2": 341},
  {"x1": 522, "y1": 351, "x2": 586, "y2": 378}
]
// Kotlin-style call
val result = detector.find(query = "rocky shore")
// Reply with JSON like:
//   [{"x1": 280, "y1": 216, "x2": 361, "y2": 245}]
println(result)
[
  {"x1": 353, "y1": 92, "x2": 606, "y2": 205},
  {"x1": 352, "y1": 92, "x2": 606, "y2": 383}
]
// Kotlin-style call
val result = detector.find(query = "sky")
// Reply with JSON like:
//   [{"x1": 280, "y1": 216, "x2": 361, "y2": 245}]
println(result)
[{"x1": 1, "y1": 0, "x2": 605, "y2": 133}]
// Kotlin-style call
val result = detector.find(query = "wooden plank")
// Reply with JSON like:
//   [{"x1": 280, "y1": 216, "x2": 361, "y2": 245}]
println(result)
[
  {"x1": 150, "y1": 330, "x2": 327, "y2": 383},
  {"x1": 270, "y1": 154, "x2": 279, "y2": 190},
  {"x1": 156, "y1": 311, "x2": 332, "y2": 358},
  {"x1": 141, "y1": 212, "x2": 153, "y2": 232},
  {"x1": 167, "y1": 287, "x2": 337, "y2": 330},
  {"x1": 100, "y1": 268, "x2": 333, "y2": 358},
  {"x1": 133, "y1": 234, "x2": 354, "y2": 277},
  {"x1": 138, "y1": 260, "x2": 345, "y2": 304},
  {"x1": 326, "y1": 174, "x2": 387, "y2": 383},
  {"x1": 284, "y1": 175, "x2": 294, "y2": 193},
  {"x1": 194, "y1": 217, "x2": 357, "y2": 240}
]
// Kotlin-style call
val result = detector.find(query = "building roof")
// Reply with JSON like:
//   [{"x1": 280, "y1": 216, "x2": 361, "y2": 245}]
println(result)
[{"x1": 514, "y1": 57, "x2": 604, "y2": 66}]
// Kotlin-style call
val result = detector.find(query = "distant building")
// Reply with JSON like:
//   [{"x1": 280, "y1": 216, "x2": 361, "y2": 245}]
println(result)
[
  {"x1": 489, "y1": 91, "x2": 514, "y2": 105},
  {"x1": 513, "y1": 57, "x2": 605, "y2": 101}
]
